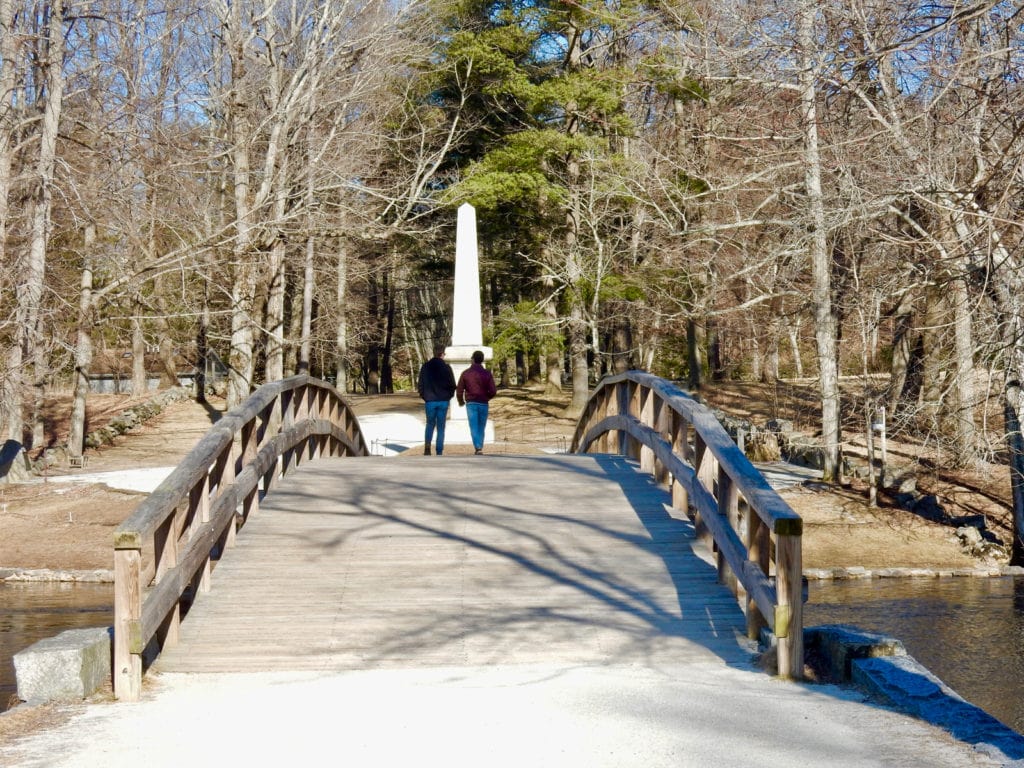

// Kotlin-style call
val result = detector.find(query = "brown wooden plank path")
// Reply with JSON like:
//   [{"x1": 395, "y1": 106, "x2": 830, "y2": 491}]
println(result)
[{"x1": 153, "y1": 453, "x2": 756, "y2": 674}]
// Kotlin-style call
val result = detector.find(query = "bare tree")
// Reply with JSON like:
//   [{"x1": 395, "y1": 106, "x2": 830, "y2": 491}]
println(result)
[{"x1": 4, "y1": 0, "x2": 65, "y2": 448}]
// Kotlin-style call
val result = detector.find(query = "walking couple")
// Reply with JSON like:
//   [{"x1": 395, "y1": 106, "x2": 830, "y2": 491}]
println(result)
[{"x1": 417, "y1": 346, "x2": 496, "y2": 456}]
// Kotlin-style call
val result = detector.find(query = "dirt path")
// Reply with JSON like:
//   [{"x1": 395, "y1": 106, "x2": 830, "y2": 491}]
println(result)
[{"x1": 1, "y1": 398, "x2": 227, "y2": 573}]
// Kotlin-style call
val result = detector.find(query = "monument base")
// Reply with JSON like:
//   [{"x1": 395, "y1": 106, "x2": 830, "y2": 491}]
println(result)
[
  {"x1": 437, "y1": 418, "x2": 495, "y2": 448},
  {"x1": 358, "y1": 411, "x2": 495, "y2": 457}
]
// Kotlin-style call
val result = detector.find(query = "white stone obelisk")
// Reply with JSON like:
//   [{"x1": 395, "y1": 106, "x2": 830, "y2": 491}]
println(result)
[{"x1": 445, "y1": 203, "x2": 493, "y2": 443}]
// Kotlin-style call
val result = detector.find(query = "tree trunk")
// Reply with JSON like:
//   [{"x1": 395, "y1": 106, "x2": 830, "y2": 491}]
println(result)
[
  {"x1": 611, "y1": 318, "x2": 632, "y2": 374},
  {"x1": 919, "y1": 286, "x2": 945, "y2": 420},
  {"x1": 542, "y1": 271, "x2": 562, "y2": 394},
  {"x1": 887, "y1": 289, "x2": 916, "y2": 412},
  {"x1": 381, "y1": 274, "x2": 396, "y2": 393},
  {"x1": 225, "y1": 0, "x2": 254, "y2": 409},
  {"x1": 949, "y1": 274, "x2": 978, "y2": 466},
  {"x1": 708, "y1": 319, "x2": 723, "y2": 380},
  {"x1": 800, "y1": 1, "x2": 841, "y2": 481},
  {"x1": 562, "y1": 16, "x2": 589, "y2": 418},
  {"x1": 153, "y1": 277, "x2": 179, "y2": 389},
  {"x1": 0, "y1": 0, "x2": 14, "y2": 280},
  {"x1": 335, "y1": 238, "x2": 349, "y2": 392},
  {"x1": 686, "y1": 319, "x2": 702, "y2": 389},
  {"x1": 68, "y1": 236, "x2": 95, "y2": 459},
  {"x1": 1006, "y1": 382, "x2": 1024, "y2": 564},
  {"x1": 131, "y1": 305, "x2": 147, "y2": 393},
  {"x1": 0, "y1": 0, "x2": 16, "y2": 441},
  {"x1": 7, "y1": 0, "x2": 65, "y2": 448},
  {"x1": 788, "y1": 321, "x2": 804, "y2": 378},
  {"x1": 298, "y1": 225, "x2": 315, "y2": 374},
  {"x1": 196, "y1": 283, "x2": 209, "y2": 403},
  {"x1": 980, "y1": 244, "x2": 1024, "y2": 564},
  {"x1": 265, "y1": 236, "x2": 286, "y2": 382}
]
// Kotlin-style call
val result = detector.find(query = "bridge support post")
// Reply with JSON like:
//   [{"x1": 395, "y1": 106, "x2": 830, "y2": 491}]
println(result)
[
  {"x1": 774, "y1": 531, "x2": 804, "y2": 680},
  {"x1": 113, "y1": 547, "x2": 142, "y2": 701}
]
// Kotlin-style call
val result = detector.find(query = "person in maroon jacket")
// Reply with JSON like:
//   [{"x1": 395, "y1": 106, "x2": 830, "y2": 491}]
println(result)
[{"x1": 456, "y1": 350, "x2": 497, "y2": 454}]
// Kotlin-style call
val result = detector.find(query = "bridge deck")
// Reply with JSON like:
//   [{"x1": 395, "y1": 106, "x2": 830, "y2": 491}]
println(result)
[
  {"x1": 10, "y1": 453, "x2": 1002, "y2": 767},
  {"x1": 155, "y1": 453, "x2": 753, "y2": 673}
]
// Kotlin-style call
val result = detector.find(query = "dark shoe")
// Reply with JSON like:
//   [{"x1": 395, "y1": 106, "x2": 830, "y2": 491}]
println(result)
[
  {"x1": 424, "y1": 445, "x2": 431, "y2": 455},
  {"x1": 474, "y1": 448, "x2": 483, "y2": 455}
]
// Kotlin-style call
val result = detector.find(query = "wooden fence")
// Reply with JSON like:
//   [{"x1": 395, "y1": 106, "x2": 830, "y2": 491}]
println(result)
[
  {"x1": 112, "y1": 376, "x2": 368, "y2": 700},
  {"x1": 571, "y1": 372, "x2": 804, "y2": 678}
]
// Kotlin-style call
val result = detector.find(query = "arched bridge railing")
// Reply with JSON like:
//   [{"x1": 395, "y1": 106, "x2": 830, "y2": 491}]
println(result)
[
  {"x1": 572, "y1": 372, "x2": 804, "y2": 679},
  {"x1": 113, "y1": 375, "x2": 368, "y2": 701}
]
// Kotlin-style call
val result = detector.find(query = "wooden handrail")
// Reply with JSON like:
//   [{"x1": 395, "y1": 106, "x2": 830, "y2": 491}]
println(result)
[
  {"x1": 112, "y1": 376, "x2": 368, "y2": 700},
  {"x1": 571, "y1": 372, "x2": 804, "y2": 679}
]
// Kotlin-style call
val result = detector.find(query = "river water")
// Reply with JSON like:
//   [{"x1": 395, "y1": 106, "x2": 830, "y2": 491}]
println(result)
[
  {"x1": 3, "y1": 577, "x2": 1023, "y2": 734},
  {"x1": 1, "y1": 582, "x2": 113, "y2": 711},
  {"x1": 805, "y1": 576, "x2": 1024, "y2": 734}
]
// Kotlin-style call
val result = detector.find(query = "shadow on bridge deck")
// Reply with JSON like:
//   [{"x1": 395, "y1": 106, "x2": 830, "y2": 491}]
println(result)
[
  {"x1": 7, "y1": 454, "x2": 1005, "y2": 768},
  {"x1": 154, "y1": 453, "x2": 754, "y2": 673}
]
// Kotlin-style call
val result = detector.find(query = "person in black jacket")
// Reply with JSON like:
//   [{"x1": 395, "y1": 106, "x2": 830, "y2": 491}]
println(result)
[{"x1": 417, "y1": 345, "x2": 456, "y2": 455}]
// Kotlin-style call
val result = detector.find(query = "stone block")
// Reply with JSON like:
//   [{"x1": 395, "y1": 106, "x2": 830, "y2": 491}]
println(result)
[
  {"x1": 853, "y1": 655, "x2": 1024, "y2": 762},
  {"x1": 0, "y1": 439, "x2": 31, "y2": 483},
  {"x1": 14, "y1": 627, "x2": 112, "y2": 703},
  {"x1": 766, "y1": 418, "x2": 794, "y2": 434},
  {"x1": 803, "y1": 624, "x2": 905, "y2": 682}
]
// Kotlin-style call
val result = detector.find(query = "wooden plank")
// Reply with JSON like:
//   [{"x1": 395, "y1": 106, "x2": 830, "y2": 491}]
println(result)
[{"x1": 154, "y1": 455, "x2": 753, "y2": 675}]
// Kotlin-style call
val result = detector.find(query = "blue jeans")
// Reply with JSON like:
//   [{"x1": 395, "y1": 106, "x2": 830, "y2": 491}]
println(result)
[
  {"x1": 424, "y1": 400, "x2": 449, "y2": 453},
  {"x1": 466, "y1": 401, "x2": 489, "y2": 450}
]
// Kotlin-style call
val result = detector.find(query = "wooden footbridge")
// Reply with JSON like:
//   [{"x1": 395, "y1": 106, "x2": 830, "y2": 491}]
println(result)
[{"x1": 112, "y1": 373, "x2": 804, "y2": 701}]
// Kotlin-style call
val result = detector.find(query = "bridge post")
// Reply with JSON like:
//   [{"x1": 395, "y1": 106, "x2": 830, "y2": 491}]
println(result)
[
  {"x1": 639, "y1": 387, "x2": 656, "y2": 473},
  {"x1": 716, "y1": 466, "x2": 739, "y2": 591},
  {"x1": 606, "y1": 384, "x2": 621, "y2": 454},
  {"x1": 670, "y1": 413, "x2": 689, "y2": 513},
  {"x1": 626, "y1": 381, "x2": 642, "y2": 460},
  {"x1": 653, "y1": 395, "x2": 670, "y2": 485},
  {"x1": 241, "y1": 421, "x2": 259, "y2": 521},
  {"x1": 692, "y1": 435, "x2": 715, "y2": 545},
  {"x1": 774, "y1": 531, "x2": 804, "y2": 679},
  {"x1": 153, "y1": 504, "x2": 181, "y2": 648},
  {"x1": 113, "y1": 547, "x2": 142, "y2": 701},
  {"x1": 745, "y1": 510, "x2": 770, "y2": 639}
]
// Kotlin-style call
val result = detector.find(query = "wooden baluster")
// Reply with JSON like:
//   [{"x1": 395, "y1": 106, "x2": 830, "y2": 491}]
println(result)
[
  {"x1": 693, "y1": 434, "x2": 715, "y2": 544},
  {"x1": 328, "y1": 394, "x2": 341, "y2": 457},
  {"x1": 591, "y1": 394, "x2": 603, "y2": 453},
  {"x1": 310, "y1": 388, "x2": 324, "y2": 460},
  {"x1": 639, "y1": 387, "x2": 656, "y2": 473},
  {"x1": 671, "y1": 413, "x2": 689, "y2": 514},
  {"x1": 745, "y1": 506, "x2": 770, "y2": 640},
  {"x1": 716, "y1": 465, "x2": 739, "y2": 592},
  {"x1": 294, "y1": 385, "x2": 309, "y2": 462},
  {"x1": 153, "y1": 504, "x2": 183, "y2": 647},
  {"x1": 113, "y1": 546, "x2": 142, "y2": 701},
  {"x1": 241, "y1": 420, "x2": 259, "y2": 522},
  {"x1": 216, "y1": 443, "x2": 237, "y2": 551},
  {"x1": 606, "y1": 385, "x2": 621, "y2": 454},
  {"x1": 191, "y1": 474, "x2": 212, "y2": 593},
  {"x1": 341, "y1": 405, "x2": 353, "y2": 457},
  {"x1": 774, "y1": 530, "x2": 804, "y2": 680},
  {"x1": 626, "y1": 381, "x2": 641, "y2": 459},
  {"x1": 653, "y1": 395, "x2": 669, "y2": 486}
]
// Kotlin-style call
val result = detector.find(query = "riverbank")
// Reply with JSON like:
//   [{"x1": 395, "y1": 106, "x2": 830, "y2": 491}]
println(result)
[
  {"x1": 0, "y1": 384, "x2": 1015, "y2": 579},
  {"x1": 4, "y1": 384, "x2": 1024, "y2": 759}
]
